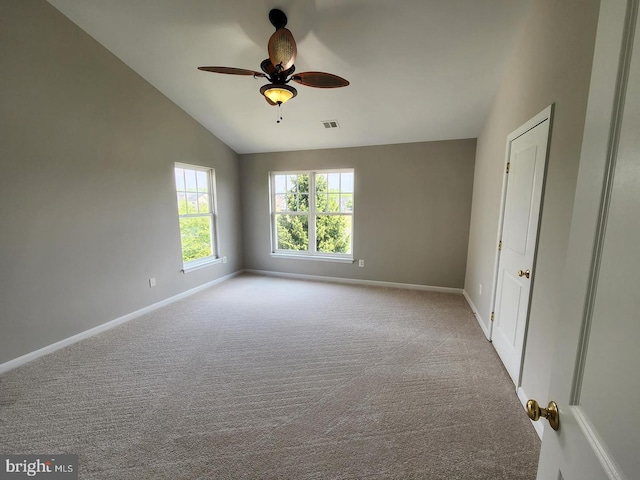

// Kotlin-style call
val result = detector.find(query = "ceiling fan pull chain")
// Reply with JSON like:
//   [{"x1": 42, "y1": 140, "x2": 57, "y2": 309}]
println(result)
[{"x1": 277, "y1": 103, "x2": 283, "y2": 124}]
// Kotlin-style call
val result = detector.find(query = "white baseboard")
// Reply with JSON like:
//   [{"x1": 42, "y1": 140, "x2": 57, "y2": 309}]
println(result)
[
  {"x1": 462, "y1": 289, "x2": 491, "y2": 340},
  {"x1": 517, "y1": 386, "x2": 544, "y2": 439},
  {"x1": 0, "y1": 271, "x2": 241, "y2": 375},
  {"x1": 244, "y1": 269, "x2": 463, "y2": 294}
]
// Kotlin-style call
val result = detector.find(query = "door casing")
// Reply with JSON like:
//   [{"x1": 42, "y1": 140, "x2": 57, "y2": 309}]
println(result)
[{"x1": 489, "y1": 105, "x2": 553, "y2": 389}]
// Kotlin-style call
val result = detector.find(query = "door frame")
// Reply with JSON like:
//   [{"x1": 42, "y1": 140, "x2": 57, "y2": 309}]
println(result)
[{"x1": 489, "y1": 104, "x2": 554, "y2": 389}]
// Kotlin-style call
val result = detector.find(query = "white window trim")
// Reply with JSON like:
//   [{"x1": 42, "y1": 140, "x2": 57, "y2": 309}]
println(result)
[
  {"x1": 182, "y1": 256, "x2": 222, "y2": 273},
  {"x1": 269, "y1": 169, "x2": 354, "y2": 260},
  {"x1": 270, "y1": 252, "x2": 355, "y2": 264},
  {"x1": 175, "y1": 163, "x2": 221, "y2": 273}
]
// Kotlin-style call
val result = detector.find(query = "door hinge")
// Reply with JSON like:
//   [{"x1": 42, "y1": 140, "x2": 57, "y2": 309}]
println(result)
[
  {"x1": 491, "y1": 312, "x2": 495, "y2": 322},
  {"x1": 498, "y1": 240, "x2": 502, "y2": 251},
  {"x1": 506, "y1": 162, "x2": 510, "y2": 174}
]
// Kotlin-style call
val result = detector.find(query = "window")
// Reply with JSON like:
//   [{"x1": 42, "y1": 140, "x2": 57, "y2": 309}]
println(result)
[
  {"x1": 270, "y1": 169, "x2": 354, "y2": 260},
  {"x1": 174, "y1": 164, "x2": 218, "y2": 271}
]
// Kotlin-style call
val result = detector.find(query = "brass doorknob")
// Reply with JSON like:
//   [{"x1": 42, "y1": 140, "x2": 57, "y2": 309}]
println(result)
[
  {"x1": 526, "y1": 399, "x2": 559, "y2": 431},
  {"x1": 517, "y1": 269, "x2": 531, "y2": 279}
]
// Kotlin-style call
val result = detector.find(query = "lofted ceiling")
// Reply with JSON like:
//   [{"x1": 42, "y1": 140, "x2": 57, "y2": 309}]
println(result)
[{"x1": 47, "y1": 0, "x2": 531, "y2": 154}]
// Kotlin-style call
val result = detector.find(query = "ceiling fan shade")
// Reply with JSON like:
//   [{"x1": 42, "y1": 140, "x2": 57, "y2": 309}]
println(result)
[
  {"x1": 291, "y1": 72, "x2": 350, "y2": 88},
  {"x1": 268, "y1": 28, "x2": 297, "y2": 71},
  {"x1": 260, "y1": 83, "x2": 297, "y2": 104}
]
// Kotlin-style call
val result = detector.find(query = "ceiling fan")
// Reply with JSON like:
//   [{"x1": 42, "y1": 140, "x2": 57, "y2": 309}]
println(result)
[{"x1": 198, "y1": 8, "x2": 349, "y2": 115}]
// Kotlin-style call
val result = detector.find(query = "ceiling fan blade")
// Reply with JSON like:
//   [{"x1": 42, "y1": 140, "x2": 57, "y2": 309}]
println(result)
[
  {"x1": 268, "y1": 28, "x2": 297, "y2": 71},
  {"x1": 198, "y1": 66, "x2": 266, "y2": 77},
  {"x1": 291, "y1": 72, "x2": 350, "y2": 88}
]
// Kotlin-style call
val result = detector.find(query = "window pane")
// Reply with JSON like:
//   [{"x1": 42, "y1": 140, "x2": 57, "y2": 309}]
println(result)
[
  {"x1": 299, "y1": 193, "x2": 309, "y2": 212},
  {"x1": 298, "y1": 174, "x2": 309, "y2": 193},
  {"x1": 316, "y1": 214, "x2": 351, "y2": 254},
  {"x1": 328, "y1": 173, "x2": 340, "y2": 192},
  {"x1": 198, "y1": 193, "x2": 210, "y2": 213},
  {"x1": 276, "y1": 214, "x2": 308, "y2": 251},
  {"x1": 175, "y1": 168, "x2": 185, "y2": 191},
  {"x1": 285, "y1": 194, "x2": 298, "y2": 212},
  {"x1": 184, "y1": 169, "x2": 197, "y2": 192},
  {"x1": 315, "y1": 173, "x2": 328, "y2": 193},
  {"x1": 274, "y1": 175, "x2": 286, "y2": 193},
  {"x1": 340, "y1": 194, "x2": 354, "y2": 212},
  {"x1": 287, "y1": 175, "x2": 298, "y2": 193},
  {"x1": 187, "y1": 192, "x2": 198, "y2": 214},
  {"x1": 327, "y1": 194, "x2": 340, "y2": 212},
  {"x1": 177, "y1": 192, "x2": 187, "y2": 214},
  {"x1": 179, "y1": 216, "x2": 212, "y2": 262},
  {"x1": 196, "y1": 170, "x2": 208, "y2": 193},
  {"x1": 316, "y1": 193, "x2": 328, "y2": 212},
  {"x1": 275, "y1": 194, "x2": 286, "y2": 212},
  {"x1": 341, "y1": 172, "x2": 354, "y2": 193}
]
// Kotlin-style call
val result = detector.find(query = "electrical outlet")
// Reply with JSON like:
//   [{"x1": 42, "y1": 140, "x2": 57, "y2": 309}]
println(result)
[
  {"x1": 222, "y1": 256, "x2": 227, "y2": 264},
  {"x1": 479, "y1": 284, "x2": 483, "y2": 295},
  {"x1": 358, "y1": 259, "x2": 365, "y2": 267},
  {"x1": 149, "y1": 277, "x2": 156, "y2": 288}
]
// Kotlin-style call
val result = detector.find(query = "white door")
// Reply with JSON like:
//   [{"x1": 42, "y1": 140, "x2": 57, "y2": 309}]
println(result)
[
  {"x1": 491, "y1": 108, "x2": 551, "y2": 386},
  {"x1": 534, "y1": 1, "x2": 640, "y2": 478}
]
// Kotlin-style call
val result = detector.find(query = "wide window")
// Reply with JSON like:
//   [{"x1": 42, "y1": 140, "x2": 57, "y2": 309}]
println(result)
[
  {"x1": 271, "y1": 169, "x2": 354, "y2": 260},
  {"x1": 174, "y1": 164, "x2": 218, "y2": 270}
]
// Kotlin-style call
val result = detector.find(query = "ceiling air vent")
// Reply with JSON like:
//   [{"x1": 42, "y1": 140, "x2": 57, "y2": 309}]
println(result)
[{"x1": 322, "y1": 120, "x2": 340, "y2": 129}]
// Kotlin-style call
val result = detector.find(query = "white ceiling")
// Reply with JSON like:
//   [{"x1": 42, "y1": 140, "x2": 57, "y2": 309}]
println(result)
[{"x1": 47, "y1": 0, "x2": 531, "y2": 154}]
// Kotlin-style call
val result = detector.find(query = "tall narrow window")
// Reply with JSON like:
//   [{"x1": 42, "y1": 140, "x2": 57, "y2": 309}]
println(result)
[
  {"x1": 175, "y1": 164, "x2": 218, "y2": 270},
  {"x1": 270, "y1": 169, "x2": 354, "y2": 260}
]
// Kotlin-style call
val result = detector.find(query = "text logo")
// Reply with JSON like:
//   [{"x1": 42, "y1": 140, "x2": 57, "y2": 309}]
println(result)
[{"x1": 0, "y1": 456, "x2": 77, "y2": 480}]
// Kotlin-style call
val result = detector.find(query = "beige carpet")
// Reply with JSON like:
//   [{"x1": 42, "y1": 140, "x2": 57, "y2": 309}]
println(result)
[{"x1": 0, "y1": 274, "x2": 539, "y2": 479}]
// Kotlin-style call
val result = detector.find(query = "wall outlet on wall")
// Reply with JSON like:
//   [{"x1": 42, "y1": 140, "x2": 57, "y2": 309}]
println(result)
[
  {"x1": 358, "y1": 259, "x2": 365, "y2": 267},
  {"x1": 222, "y1": 256, "x2": 227, "y2": 264},
  {"x1": 479, "y1": 284, "x2": 482, "y2": 295},
  {"x1": 149, "y1": 277, "x2": 156, "y2": 288}
]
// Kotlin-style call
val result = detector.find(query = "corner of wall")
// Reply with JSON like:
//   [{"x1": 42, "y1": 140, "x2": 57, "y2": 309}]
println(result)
[{"x1": 462, "y1": 289, "x2": 491, "y2": 340}]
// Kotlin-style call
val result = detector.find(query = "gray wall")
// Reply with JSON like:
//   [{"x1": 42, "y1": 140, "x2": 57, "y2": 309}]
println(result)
[
  {"x1": 464, "y1": 0, "x2": 600, "y2": 401},
  {"x1": 240, "y1": 140, "x2": 476, "y2": 288},
  {"x1": 0, "y1": 0, "x2": 243, "y2": 364}
]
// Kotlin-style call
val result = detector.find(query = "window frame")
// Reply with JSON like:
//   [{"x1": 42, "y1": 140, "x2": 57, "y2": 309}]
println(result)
[
  {"x1": 174, "y1": 163, "x2": 220, "y2": 273},
  {"x1": 269, "y1": 169, "x2": 354, "y2": 263}
]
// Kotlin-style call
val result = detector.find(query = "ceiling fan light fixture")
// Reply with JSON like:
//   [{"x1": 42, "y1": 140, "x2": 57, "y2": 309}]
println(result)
[{"x1": 261, "y1": 84, "x2": 297, "y2": 105}]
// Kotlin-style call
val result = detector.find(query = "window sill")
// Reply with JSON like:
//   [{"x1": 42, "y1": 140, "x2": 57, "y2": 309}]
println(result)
[
  {"x1": 270, "y1": 253, "x2": 354, "y2": 264},
  {"x1": 181, "y1": 257, "x2": 222, "y2": 273}
]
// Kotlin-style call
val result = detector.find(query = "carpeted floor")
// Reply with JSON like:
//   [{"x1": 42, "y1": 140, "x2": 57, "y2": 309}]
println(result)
[{"x1": 0, "y1": 274, "x2": 540, "y2": 479}]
